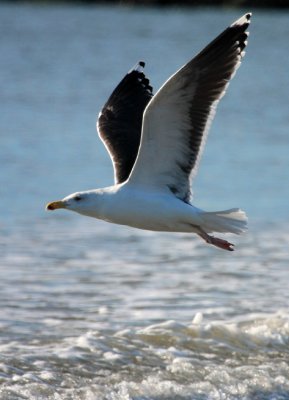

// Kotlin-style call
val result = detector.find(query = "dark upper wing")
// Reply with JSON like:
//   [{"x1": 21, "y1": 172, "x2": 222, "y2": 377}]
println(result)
[
  {"x1": 129, "y1": 14, "x2": 251, "y2": 202},
  {"x1": 97, "y1": 62, "x2": 153, "y2": 184}
]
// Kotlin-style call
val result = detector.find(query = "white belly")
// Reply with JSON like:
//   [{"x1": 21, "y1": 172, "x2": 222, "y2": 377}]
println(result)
[{"x1": 97, "y1": 186, "x2": 202, "y2": 232}]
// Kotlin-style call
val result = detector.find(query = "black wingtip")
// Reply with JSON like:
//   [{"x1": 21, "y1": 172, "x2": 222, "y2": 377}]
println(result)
[
  {"x1": 129, "y1": 61, "x2": 146, "y2": 74},
  {"x1": 231, "y1": 12, "x2": 252, "y2": 29}
]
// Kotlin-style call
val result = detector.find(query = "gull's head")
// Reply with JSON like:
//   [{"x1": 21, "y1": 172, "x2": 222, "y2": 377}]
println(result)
[{"x1": 46, "y1": 191, "x2": 99, "y2": 216}]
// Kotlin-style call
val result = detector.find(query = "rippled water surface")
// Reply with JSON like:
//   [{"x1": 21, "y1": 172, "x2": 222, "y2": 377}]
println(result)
[{"x1": 1, "y1": 4, "x2": 289, "y2": 399}]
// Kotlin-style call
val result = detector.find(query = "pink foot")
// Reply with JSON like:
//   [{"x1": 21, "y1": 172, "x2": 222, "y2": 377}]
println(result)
[
  {"x1": 198, "y1": 232, "x2": 235, "y2": 251},
  {"x1": 209, "y1": 236, "x2": 235, "y2": 251}
]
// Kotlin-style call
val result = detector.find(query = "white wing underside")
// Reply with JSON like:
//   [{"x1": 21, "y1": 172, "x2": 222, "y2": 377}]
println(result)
[
  {"x1": 128, "y1": 13, "x2": 251, "y2": 203},
  {"x1": 130, "y1": 70, "x2": 220, "y2": 201}
]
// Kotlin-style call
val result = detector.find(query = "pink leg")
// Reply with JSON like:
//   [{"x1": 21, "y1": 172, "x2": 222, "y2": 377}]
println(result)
[{"x1": 198, "y1": 231, "x2": 234, "y2": 251}]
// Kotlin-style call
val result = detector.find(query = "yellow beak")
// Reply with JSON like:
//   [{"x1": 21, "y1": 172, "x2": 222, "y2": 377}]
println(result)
[{"x1": 46, "y1": 200, "x2": 66, "y2": 211}]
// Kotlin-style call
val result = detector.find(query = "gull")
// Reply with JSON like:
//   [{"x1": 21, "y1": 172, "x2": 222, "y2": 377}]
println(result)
[{"x1": 47, "y1": 13, "x2": 251, "y2": 251}]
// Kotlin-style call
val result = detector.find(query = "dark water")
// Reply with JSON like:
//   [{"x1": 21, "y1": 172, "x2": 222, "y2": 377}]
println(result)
[{"x1": 1, "y1": 4, "x2": 289, "y2": 399}]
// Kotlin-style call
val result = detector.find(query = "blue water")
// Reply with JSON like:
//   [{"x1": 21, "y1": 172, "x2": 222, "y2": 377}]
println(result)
[{"x1": 1, "y1": 4, "x2": 289, "y2": 399}]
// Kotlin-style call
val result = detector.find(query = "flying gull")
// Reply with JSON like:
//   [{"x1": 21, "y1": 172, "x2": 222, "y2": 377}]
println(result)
[{"x1": 47, "y1": 13, "x2": 251, "y2": 251}]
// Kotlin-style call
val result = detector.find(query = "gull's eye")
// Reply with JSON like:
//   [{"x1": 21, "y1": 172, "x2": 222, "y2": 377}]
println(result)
[{"x1": 75, "y1": 195, "x2": 82, "y2": 202}]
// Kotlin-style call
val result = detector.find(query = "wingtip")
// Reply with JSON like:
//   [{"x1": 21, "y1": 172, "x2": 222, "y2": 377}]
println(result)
[
  {"x1": 129, "y1": 61, "x2": 146, "y2": 74},
  {"x1": 231, "y1": 12, "x2": 252, "y2": 28}
]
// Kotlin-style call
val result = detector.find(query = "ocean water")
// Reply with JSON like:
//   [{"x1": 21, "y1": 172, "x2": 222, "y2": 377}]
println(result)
[{"x1": 1, "y1": 4, "x2": 289, "y2": 399}]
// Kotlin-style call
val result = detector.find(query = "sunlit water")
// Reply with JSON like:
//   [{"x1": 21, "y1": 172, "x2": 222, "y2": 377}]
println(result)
[{"x1": 1, "y1": 4, "x2": 289, "y2": 399}]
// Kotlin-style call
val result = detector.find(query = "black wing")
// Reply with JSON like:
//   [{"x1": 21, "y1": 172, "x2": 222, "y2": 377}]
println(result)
[
  {"x1": 97, "y1": 62, "x2": 153, "y2": 184},
  {"x1": 129, "y1": 13, "x2": 251, "y2": 202}
]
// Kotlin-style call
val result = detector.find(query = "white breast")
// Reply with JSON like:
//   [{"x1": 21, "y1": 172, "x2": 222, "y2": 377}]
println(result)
[{"x1": 98, "y1": 185, "x2": 202, "y2": 232}]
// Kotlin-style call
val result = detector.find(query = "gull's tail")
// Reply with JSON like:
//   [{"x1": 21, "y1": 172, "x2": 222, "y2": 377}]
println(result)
[{"x1": 201, "y1": 208, "x2": 248, "y2": 234}]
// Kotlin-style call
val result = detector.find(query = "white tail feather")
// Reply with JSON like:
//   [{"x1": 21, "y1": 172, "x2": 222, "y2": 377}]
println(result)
[{"x1": 201, "y1": 208, "x2": 248, "y2": 234}]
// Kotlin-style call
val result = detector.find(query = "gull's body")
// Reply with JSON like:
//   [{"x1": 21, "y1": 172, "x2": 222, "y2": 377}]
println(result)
[
  {"x1": 65, "y1": 185, "x2": 203, "y2": 232},
  {"x1": 47, "y1": 13, "x2": 251, "y2": 251}
]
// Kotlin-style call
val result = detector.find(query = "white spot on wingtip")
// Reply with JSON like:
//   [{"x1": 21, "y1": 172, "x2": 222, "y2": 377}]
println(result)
[
  {"x1": 231, "y1": 13, "x2": 252, "y2": 28},
  {"x1": 129, "y1": 61, "x2": 146, "y2": 74}
]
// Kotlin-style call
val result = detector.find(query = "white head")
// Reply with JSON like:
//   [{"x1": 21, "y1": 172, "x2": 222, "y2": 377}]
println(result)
[{"x1": 46, "y1": 190, "x2": 103, "y2": 218}]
